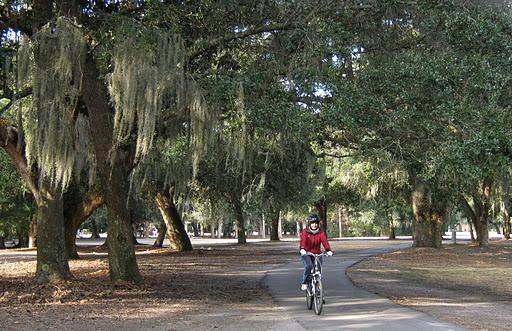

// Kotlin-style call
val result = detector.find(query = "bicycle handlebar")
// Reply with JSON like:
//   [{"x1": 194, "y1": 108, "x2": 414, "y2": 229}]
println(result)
[{"x1": 306, "y1": 252, "x2": 330, "y2": 257}]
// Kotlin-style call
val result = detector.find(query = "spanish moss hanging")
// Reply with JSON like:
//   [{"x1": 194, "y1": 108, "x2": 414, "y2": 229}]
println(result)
[
  {"x1": 18, "y1": 17, "x2": 86, "y2": 190},
  {"x1": 188, "y1": 82, "x2": 210, "y2": 178},
  {"x1": 108, "y1": 33, "x2": 186, "y2": 164},
  {"x1": 108, "y1": 31, "x2": 215, "y2": 195}
]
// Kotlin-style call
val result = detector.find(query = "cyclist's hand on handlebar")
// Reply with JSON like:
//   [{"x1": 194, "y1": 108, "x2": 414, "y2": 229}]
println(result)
[
  {"x1": 300, "y1": 249, "x2": 307, "y2": 256},
  {"x1": 326, "y1": 250, "x2": 333, "y2": 257}
]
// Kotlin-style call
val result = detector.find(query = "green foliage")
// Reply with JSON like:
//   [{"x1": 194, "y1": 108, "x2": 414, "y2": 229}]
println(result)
[
  {"x1": 347, "y1": 210, "x2": 387, "y2": 237},
  {"x1": 4, "y1": 0, "x2": 512, "y2": 240},
  {"x1": 188, "y1": 191, "x2": 232, "y2": 230},
  {"x1": 0, "y1": 151, "x2": 33, "y2": 239},
  {"x1": 319, "y1": 0, "x2": 512, "y2": 207}
]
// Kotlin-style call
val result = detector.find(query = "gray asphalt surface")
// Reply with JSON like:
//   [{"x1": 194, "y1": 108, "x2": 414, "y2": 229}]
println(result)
[{"x1": 264, "y1": 243, "x2": 470, "y2": 331}]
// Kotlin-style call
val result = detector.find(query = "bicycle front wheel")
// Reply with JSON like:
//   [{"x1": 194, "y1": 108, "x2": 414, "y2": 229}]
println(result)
[
  {"x1": 313, "y1": 279, "x2": 323, "y2": 315},
  {"x1": 306, "y1": 283, "x2": 313, "y2": 310}
]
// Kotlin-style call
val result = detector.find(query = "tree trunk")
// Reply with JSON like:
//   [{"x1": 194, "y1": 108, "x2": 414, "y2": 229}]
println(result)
[
  {"x1": 210, "y1": 223, "x2": 215, "y2": 238},
  {"x1": 477, "y1": 178, "x2": 492, "y2": 247},
  {"x1": 411, "y1": 181, "x2": 433, "y2": 247},
  {"x1": 64, "y1": 219, "x2": 79, "y2": 260},
  {"x1": 0, "y1": 236, "x2": 5, "y2": 249},
  {"x1": 155, "y1": 192, "x2": 192, "y2": 251},
  {"x1": 105, "y1": 200, "x2": 142, "y2": 283},
  {"x1": 33, "y1": 0, "x2": 53, "y2": 32},
  {"x1": 29, "y1": 214, "x2": 37, "y2": 248},
  {"x1": 468, "y1": 218, "x2": 475, "y2": 241},
  {"x1": 132, "y1": 232, "x2": 139, "y2": 245},
  {"x1": 461, "y1": 196, "x2": 479, "y2": 242},
  {"x1": 222, "y1": 220, "x2": 231, "y2": 238},
  {"x1": 431, "y1": 198, "x2": 448, "y2": 244},
  {"x1": 153, "y1": 219, "x2": 167, "y2": 248},
  {"x1": 278, "y1": 211, "x2": 283, "y2": 239},
  {"x1": 345, "y1": 54, "x2": 354, "y2": 79},
  {"x1": 503, "y1": 173, "x2": 511, "y2": 240},
  {"x1": 270, "y1": 210, "x2": 279, "y2": 241},
  {"x1": 410, "y1": 177, "x2": 442, "y2": 248},
  {"x1": 90, "y1": 219, "x2": 100, "y2": 238},
  {"x1": 56, "y1": 0, "x2": 78, "y2": 17},
  {"x1": 503, "y1": 207, "x2": 511, "y2": 240},
  {"x1": 387, "y1": 209, "x2": 396, "y2": 240},
  {"x1": 217, "y1": 221, "x2": 223, "y2": 239},
  {"x1": 3, "y1": 0, "x2": 77, "y2": 283},
  {"x1": 82, "y1": 52, "x2": 142, "y2": 284},
  {"x1": 35, "y1": 183, "x2": 71, "y2": 283},
  {"x1": 30, "y1": 0, "x2": 71, "y2": 285},
  {"x1": 337, "y1": 205, "x2": 342, "y2": 238},
  {"x1": 261, "y1": 214, "x2": 266, "y2": 239},
  {"x1": 315, "y1": 197, "x2": 328, "y2": 233},
  {"x1": 16, "y1": 224, "x2": 29, "y2": 248},
  {"x1": 191, "y1": 222, "x2": 200, "y2": 237},
  {"x1": 231, "y1": 195, "x2": 247, "y2": 244}
]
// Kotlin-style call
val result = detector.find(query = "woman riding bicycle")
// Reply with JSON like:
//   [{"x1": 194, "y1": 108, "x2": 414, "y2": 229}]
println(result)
[{"x1": 299, "y1": 214, "x2": 333, "y2": 290}]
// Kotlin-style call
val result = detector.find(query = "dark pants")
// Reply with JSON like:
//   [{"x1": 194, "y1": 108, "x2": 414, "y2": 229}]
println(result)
[{"x1": 301, "y1": 255, "x2": 322, "y2": 283}]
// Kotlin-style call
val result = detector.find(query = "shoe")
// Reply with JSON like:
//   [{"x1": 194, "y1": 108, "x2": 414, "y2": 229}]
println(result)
[{"x1": 301, "y1": 284, "x2": 308, "y2": 291}]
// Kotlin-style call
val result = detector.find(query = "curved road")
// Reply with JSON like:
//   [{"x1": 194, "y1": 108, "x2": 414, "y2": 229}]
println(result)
[{"x1": 264, "y1": 242, "x2": 469, "y2": 331}]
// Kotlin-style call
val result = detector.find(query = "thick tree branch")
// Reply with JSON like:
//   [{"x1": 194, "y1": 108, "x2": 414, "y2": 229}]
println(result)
[
  {"x1": 0, "y1": 119, "x2": 40, "y2": 204},
  {"x1": 66, "y1": 191, "x2": 104, "y2": 229},
  {"x1": 459, "y1": 195, "x2": 477, "y2": 224},
  {"x1": 188, "y1": 22, "x2": 295, "y2": 62}
]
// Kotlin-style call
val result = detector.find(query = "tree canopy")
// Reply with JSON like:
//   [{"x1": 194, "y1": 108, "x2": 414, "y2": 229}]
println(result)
[{"x1": 1, "y1": 0, "x2": 512, "y2": 283}]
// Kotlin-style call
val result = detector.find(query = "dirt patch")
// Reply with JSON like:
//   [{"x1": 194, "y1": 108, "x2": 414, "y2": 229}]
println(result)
[{"x1": 347, "y1": 241, "x2": 512, "y2": 331}]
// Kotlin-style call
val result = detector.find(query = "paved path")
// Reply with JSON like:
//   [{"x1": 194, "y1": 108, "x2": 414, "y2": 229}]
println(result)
[{"x1": 264, "y1": 243, "x2": 470, "y2": 331}]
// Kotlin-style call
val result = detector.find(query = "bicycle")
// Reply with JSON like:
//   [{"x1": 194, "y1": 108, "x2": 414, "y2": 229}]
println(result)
[{"x1": 304, "y1": 252, "x2": 328, "y2": 315}]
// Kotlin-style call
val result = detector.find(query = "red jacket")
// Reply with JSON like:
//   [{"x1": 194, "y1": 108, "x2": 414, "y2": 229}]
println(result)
[{"x1": 300, "y1": 229, "x2": 331, "y2": 254}]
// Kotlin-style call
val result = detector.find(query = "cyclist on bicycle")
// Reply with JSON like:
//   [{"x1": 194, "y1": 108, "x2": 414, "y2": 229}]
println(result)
[{"x1": 300, "y1": 213, "x2": 333, "y2": 290}]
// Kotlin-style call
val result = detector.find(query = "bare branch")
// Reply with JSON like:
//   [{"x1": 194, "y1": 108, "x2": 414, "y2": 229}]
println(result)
[
  {"x1": 188, "y1": 22, "x2": 295, "y2": 62},
  {"x1": 0, "y1": 87, "x2": 32, "y2": 116},
  {"x1": 316, "y1": 151, "x2": 359, "y2": 159}
]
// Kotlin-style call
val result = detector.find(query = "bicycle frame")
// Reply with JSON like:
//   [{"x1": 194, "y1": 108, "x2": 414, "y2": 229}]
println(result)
[
  {"x1": 307, "y1": 252, "x2": 325, "y2": 289},
  {"x1": 305, "y1": 252, "x2": 328, "y2": 314}
]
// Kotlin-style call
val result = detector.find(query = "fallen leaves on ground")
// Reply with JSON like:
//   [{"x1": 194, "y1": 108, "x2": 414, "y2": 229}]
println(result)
[
  {"x1": 347, "y1": 241, "x2": 512, "y2": 331},
  {"x1": 0, "y1": 242, "x2": 297, "y2": 330}
]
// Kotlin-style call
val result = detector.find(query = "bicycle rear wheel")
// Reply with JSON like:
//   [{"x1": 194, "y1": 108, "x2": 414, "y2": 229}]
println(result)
[
  {"x1": 313, "y1": 279, "x2": 323, "y2": 315},
  {"x1": 305, "y1": 282, "x2": 313, "y2": 310}
]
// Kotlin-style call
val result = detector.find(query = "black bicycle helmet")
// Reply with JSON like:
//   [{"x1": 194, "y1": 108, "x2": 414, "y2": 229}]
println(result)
[
  {"x1": 307, "y1": 213, "x2": 320, "y2": 223},
  {"x1": 307, "y1": 214, "x2": 320, "y2": 234}
]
